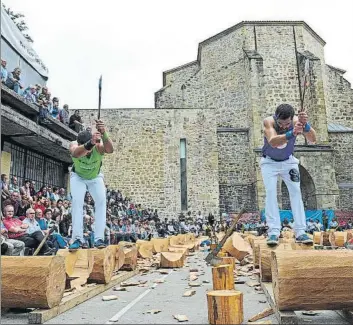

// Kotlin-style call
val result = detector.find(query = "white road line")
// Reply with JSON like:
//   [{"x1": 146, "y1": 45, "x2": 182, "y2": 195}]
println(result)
[{"x1": 106, "y1": 270, "x2": 173, "y2": 324}]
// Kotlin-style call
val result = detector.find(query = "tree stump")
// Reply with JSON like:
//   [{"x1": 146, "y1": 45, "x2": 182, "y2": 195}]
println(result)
[
  {"x1": 57, "y1": 249, "x2": 94, "y2": 289},
  {"x1": 168, "y1": 246, "x2": 188, "y2": 261},
  {"x1": 160, "y1": 252, "x2": 184, "y2": 268},
  {"x1": 207, "y1": 290, "x2": 243, "y2": 324},
  {"x1": 212, "y1": 264, "x2": 234, "y2": 290},
  {"x1": 271, "y1": 250, "x2": 353, "y2": 310},
  {"x1": 88, "y1": 247, "x2": 115, "y2": 284},
  {"x1": 109, "y1": 245, "x2": 125, "y2": 271},
  {"x1": 313, "y1": 232, "x2": 322, "y2": 245},
  {"x1": 1, "y1": 256, "x2": 66, "y2": 308},
  {"x1": 331, "y1": 232, "x2": 348, "y2": 247}
]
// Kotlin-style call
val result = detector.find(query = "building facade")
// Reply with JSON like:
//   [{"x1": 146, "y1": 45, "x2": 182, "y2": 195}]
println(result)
[{"x1": 80, "y1": 21, "x2": 353, "y2": 219}]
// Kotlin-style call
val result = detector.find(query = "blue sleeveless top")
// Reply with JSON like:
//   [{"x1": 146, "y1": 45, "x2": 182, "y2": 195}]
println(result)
[{"x1": 262, "y1": 116, "x2": 296, "y2": 161}]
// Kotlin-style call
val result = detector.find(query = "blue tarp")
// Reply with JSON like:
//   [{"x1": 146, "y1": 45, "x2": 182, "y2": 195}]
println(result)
[{"x1": 261, "y1": 209, "x2": 335, "y2": 224}]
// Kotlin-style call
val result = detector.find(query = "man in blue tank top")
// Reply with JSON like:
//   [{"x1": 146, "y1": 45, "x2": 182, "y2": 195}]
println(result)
[{"x1": 261, "y1": 104, "x2": 317, "y2": 246}]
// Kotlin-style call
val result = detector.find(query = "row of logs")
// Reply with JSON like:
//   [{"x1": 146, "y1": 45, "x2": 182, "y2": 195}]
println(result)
[
  {"x1": 248, "y1": 230, "x2": 353, "y2": 311},
  {"x1": 1, "y1": 233, "x2": 201, "y2": 310}
]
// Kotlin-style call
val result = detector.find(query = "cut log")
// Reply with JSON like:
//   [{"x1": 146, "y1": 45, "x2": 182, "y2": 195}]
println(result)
[
  {"x1": 1, "y1": 256, "x2": 66, "y2": 308},
  {"x1": 322, "y1": 232, "x2": 331, "y2": 246},
  {"x1": 347, "y1": 230, "x2": 353, "y2": 242},
  {"x1": 217, "y1": 251, "x2": 228, "y2": 257},
  {"x1": 150, "y1": 238, "x2": 169, "y2": 253},
  {"x1": 223, "y1": 232, "x2": 251, "y2": 261},
  {"x1": 88, "y1": 247, "x2": 115, "y2": 284},
  {"x1": 109, "y1": 245, "x2": 125, "y2": 271},
  {"x1": 329, "y1": 232, "x2": 347, "y2": 247},
  {"x1": 253, "y1": 239, "x2": 268, "y2": 267},
  {"x1": 313, "y1": 232, "x2": 322, "y2": 245},
  {"x1": 120, "y1": 245, "x2": 138, "y2": 271},
  {"x1": 207, "y1": 290, "x2": 243, "y2": 324},
  {"x1": 271, "y1": 250, "x2": 353, "y2": 310},
  {"x1": 135, "y1": 240, "x2": 154, "y2": 259},
  {"x1": 169, "y1": 245, "x2": 190, "y2": 256},
  {"x1": 168, "y1": 246, "x2": 188, "y2": 261},
  {"x1": 212, "y1": 264, "x2": 234, "y2": 290},
  {"x1": 219, "y1": 256, "x2": 236, "y2": 268},
  {"x1": 259, "y1": 243, "x2": 293, "y2": 282},
  {"x1": 57, "y1": 249, "x2": 94, "y2": 289},
  {"x1": 281, "y1": 230, "x2": 294, "y2": 240},
  {"x1": 160, "y1": 251, "x2": 184, "y2": 268}
]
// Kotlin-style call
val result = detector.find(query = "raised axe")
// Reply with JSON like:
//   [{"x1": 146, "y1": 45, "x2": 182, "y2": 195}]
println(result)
[{"x1": 204, "y1": 208, "x2": 246, "y2": 266}]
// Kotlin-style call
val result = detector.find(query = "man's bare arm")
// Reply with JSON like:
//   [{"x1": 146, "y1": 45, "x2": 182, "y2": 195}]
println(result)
[
  {"x1": 263, "y1": 118, "x2": 289, "y2": 148},
  {"x1": 70, "y1": 142, "x2": 91, "y2": 158},
  {"x1": 304, "y1": 126, "x2": 317, "y2": 144}
]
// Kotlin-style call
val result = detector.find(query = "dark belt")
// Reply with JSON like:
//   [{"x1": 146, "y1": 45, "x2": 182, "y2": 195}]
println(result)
[{"x1": 262, "y1": 154, "x2": 289, "y2": 162}]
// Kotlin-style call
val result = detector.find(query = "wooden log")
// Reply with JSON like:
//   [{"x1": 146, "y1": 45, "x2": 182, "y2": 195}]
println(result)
[
  {"x1": 136, "y1": 240, "x2": 154, "y2": 259},
  {"x1": 160, "y1": 252, "x2": 184, "y2": 268},
  {"x1": 259, "y1": 243, "x2": 293, "y2": 282},
  {"x1": 150, "y1": 238, "x2": 169, "y2": 253},
  {"x1": 207, "y1": 290, "x2": 243, "y2": 325},
  {"x1": 253, "y1": 239, "x2": 267, "y2": 267},
  {"x1": 57, "y1": 249, "x2": 94, "y2": 289},
  {"x1": 219, "y1": 256, "x2": 236, "y2": 268},
  {"x1": 271, "y1": 250, "x2": 353, "y2": 311},
  {"x1": 1, "y1": 256, "x2": 66, "y2": 308},
  {"x1": 223, "y1": 232, "x2": 251, "y2": 261},
  {"x1": 168, "y1": 246, "x2": 188, "y2": 261},
  {"x1": 313, "y1": 232, "x2": 322, "y2": 245},
  {"x1": 331, "y1": 232, "x2": 348, "y2": 247},
  {"x1": 212, "y1": 264, "x2": 234, "y2": 290},
  {"x1": 109, "y1": 245, "x2": 125, "y2": 271},
  {"x1": 322, "y1": 232, "x2": 331, "y2": 246},
  {"x1": 88, "y1": 247, "x2": 115, "y2": 284},
  {"x1": 120, "y1": 245, "x2": 138, "y2": 271},
  {"x1": 169, "y1": 244, "x2": 190, "y2": 256},
  {"x1": 347, "y1": 230, "x2": 353, "y2": 242}
]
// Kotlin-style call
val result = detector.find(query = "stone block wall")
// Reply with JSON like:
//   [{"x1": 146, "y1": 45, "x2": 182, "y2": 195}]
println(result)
[
  {"x1": 217, "y1": 130, "x2": 257, "y2": 213},
  {"x1": 79, "y1": 108, "x2": 219, "y2": 219},
  {"x1": 329, "y1": 132, "x2": 353, "y2": 209},
  {"x1": 325, "y1": 66, "x2": 353, "y2": 128}
]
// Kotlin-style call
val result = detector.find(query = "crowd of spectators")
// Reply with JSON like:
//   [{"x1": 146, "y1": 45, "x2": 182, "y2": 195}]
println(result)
[
  {"x1": 0, "y1": 173, "x2": 218, "y2": 256},
  {"x1": 1, "y1": 57, "x2": 84, "y2": 132}
]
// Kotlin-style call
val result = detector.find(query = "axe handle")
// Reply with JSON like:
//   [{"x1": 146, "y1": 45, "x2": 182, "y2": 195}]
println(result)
[
  {"x1": 33, "y1": 229, "x2": 52, "y2": 256},
  {"x1": 205, "y1": 208, "x2": 246, "y2": 262}
]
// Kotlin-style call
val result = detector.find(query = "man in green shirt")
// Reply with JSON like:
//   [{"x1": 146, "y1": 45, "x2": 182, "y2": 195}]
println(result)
[{"x1": 69, "y1": 120, "x2": 114, "y2": 250}]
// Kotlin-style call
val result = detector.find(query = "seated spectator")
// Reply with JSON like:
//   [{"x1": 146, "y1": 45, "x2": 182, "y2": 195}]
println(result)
[
  {"x1": 20, "y1": 179, "x2": 33, "y2": 202},
  {"x1": 5, "y1": 67, "x2": 23, "y2": 94},
  {"x1": 59, "y1": 104, "x2": 70, "y2": 126},
  {"x1": 1, "y1": 58, "x2": 8, "y2": 83},
  {"x1": 3, "y1": 205, "x2": 54, "y2": 255},
  {"x1": 1, "y1": 174, "x2": 11, "y2": 202},
  {"x1": 329, "y1": 217, "x2": 338, "y2": 229},
  {"x1": 3, "y1": 191, "x2": 21, "y2": 216},
  {"x1": 22, "y1": 85, "x2": 37, "y2": 103},
  {"x1": 9, "y1": 176, "x2": 20, "y2": 194},
  {"x1": 30, "y1": 180, "x2": 37, "y2": 197},
  {"x1": 17, "y1": 197, "x2": 31, "y2": 220},
  {"x1": 34, "y1": 196, "x2": 46, "y2": 214},
  {"x1": 1, "y1": 217, "x2": 25, "y2": 256},
  {"x1": 50, "y1": 97, "x2": 60, "y2": 119},
  {"x1": 69, "y1": 110, "x2": 84, "y2": 132}
]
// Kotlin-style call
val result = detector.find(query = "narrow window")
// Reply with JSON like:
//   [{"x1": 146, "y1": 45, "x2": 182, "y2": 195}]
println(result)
[{"x1": 180, "y1": 139, "x2": 187, "y2": 211}]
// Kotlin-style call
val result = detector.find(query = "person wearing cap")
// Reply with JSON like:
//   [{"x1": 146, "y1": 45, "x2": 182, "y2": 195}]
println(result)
[{"x1": 68, "y1": 120, "x2": 113, "y2": 250}]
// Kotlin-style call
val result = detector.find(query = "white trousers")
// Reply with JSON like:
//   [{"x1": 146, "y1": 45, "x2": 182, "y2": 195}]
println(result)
[
  {"x1": 70, "y1": 172, "x2": 106, "y2": 242},
  {"x1": 260, "y1": 155, "x2": 306, "y2": 238}
]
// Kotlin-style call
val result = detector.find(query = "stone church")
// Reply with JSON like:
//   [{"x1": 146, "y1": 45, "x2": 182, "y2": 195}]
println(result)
[{"x1": 81, "y1": 21, "x2": 353, "y2": 220}]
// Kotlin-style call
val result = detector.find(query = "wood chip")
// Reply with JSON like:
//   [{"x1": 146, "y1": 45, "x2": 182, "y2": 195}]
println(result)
[
  {"x1": 154, "y1": 279, "x2": 165, "y2": 284},
  {"x1": 188, "y1": 281, "x2": 201, "y2": 287},
  {"x1": 202, "y1": 280, "x2": 210, "y2": 283},
  {"x1": 102, "y1": 295, "x2": 118, "y2": 301},
  {"x1": 113, "y1": 287, "x2": 127, "y2": 291},
  {"x1": 86, "y1": 283, "x2": 97, "y2": 287},
  {"x1": 183, "y1": 290, "x2": 196, "y2": 297},
  {"x1": 139, "y1": 280, "x2": 148, "y2": 284},
  {"x1": 302, "y1": 311, "x2": 319, "y2": 316},
  {"x1": 173, "y1": 314, "x2": 189, "y2": 322},
  {"x1": 189, "y1": 268, "x2": 199, "y2": 272},
  {"x1": 248, "y1": 307, "x2": 274, "y2": 322},
  {"x1": 259, "y1": 300, "x2": 267, "y2": 303},
  {"x1": 159, "y1": 270, "x2": 169, "y2": 274},
  {"x1": 234, "y1": 280, "x2": 246, "y2": 284},
  {"x1": 120, "y1": 281, "x2": 140, "y2": 287},
  {"x1": 189, "y1": 275, "x2": 198, "y2": 281},
  {"x1": 246, "y1": 281, "x2": 261, "y2": 287},
  {"x1": 145, "y1": 309, "x2": 161, "y2": 314},
  {"x1": 247, "y1": 321, "x2": 272, "y2": 324}
]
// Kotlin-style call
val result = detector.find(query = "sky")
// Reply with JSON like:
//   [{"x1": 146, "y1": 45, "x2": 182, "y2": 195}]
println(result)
[{"x1": 3, "y1": 0, "x2": 353, "y2": 109}]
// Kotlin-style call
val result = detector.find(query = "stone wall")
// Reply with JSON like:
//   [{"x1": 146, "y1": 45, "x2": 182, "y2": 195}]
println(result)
[
  {"x1": 78, "y1": 108, "x2": 219, "y2": 219},
  {"x1": 329, "y1": 132, "x2": 353, "y2": 209},
  {"x1": 217, "y1": 129, "x2": 257, "y2": 213},
  {"x1": 325, "y1": 66, "x2": 353, "y2": 128}
]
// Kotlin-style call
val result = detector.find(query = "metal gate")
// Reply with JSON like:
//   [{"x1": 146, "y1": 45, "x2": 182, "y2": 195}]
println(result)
[{"x1": 4, "y1": 141, "x2": 65, "y2": 190}]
